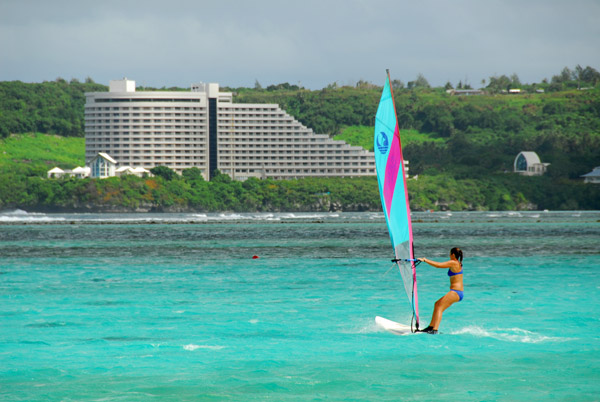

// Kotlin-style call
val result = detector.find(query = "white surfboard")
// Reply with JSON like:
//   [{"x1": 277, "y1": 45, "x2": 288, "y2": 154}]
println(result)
[{"x1": 375, "y1": 316, "x2": 414, "y2": 335}]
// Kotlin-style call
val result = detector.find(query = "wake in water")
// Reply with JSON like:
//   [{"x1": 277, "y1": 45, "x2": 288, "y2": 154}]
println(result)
[
  {"x1": 347, "y1": 320, "x2": 385, "y2": 335},
  {"x1": 348, "y1": 321, "x2": 577, "y2": 342},
  {"x1": 450, "y1": 326, "x2": 575, "y2": 343}
]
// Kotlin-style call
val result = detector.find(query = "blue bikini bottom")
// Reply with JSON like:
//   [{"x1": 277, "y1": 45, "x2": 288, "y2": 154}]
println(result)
[{"x1": 450, "y1": 289, "x2": 464, "y2": 301}]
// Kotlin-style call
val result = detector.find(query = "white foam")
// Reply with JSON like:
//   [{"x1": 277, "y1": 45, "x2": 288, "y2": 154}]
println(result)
[
  {"x1": 3, "y1": 209, "x2": 30, "y2": 215},
  {"x1": 451, "y1": 326, "x2": 573, "y2": 343},
  {"x1": 218, "y1": 213, "x2": 244, "y2": 220},
  {"x1": 183, "y1": 344, "x2": 225, "y2": 351},
  {"x1": 0, "y1": 213, "x2": 65, "y2": 222},
  {"x1": 342, "y1": 320, "x2": 384, "y2": 334},
  {"x1": 0, "y1": 211, "x2": 384, "y2": 224},
  {"x1": 279, "y1": 213, "x2": 332, "y2": 220}
]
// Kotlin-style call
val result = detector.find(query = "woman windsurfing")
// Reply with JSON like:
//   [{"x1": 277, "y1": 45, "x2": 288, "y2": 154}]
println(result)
[{"x1": 417, "y1": 247, "x2": 464, "y2": 334}]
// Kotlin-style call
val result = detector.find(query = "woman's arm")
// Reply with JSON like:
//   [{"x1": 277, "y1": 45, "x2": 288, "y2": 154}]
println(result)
[{"x1": 419, "y1": 258, "x2": 459, "y2": 269}]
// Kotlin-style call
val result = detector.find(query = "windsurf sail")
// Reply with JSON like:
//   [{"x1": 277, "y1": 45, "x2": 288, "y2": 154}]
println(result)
[{"x1": 374, "y1": 70, "x2": 420, "y2": 331}]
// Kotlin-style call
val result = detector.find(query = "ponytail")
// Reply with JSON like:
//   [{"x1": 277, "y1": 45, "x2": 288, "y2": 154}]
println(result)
[{"x1": 450, "y1": 247, "x2": 463, "y2": 265}]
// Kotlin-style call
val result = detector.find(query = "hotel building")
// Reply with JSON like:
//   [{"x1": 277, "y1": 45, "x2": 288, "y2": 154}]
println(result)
[{"x1": 85, "y1": 79, "x2": 378, "y2": 181}]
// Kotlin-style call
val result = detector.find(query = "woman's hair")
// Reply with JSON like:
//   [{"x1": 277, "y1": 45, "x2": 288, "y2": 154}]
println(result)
[{"x1": 450, "y1": 247, "x2": 463, "y2": 264}]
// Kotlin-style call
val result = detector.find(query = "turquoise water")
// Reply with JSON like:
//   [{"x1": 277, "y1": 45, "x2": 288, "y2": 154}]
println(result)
[{"x1": 1, "y1": 211, "x2": 599, "y2": 401}]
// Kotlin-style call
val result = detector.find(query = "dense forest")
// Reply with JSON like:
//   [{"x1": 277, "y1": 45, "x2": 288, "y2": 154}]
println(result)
[
  {"x1": 3, "y1": 164, "x2": 598, "y2": 213},
  {"x1": 1, "y1": 65, "x2": 599, "y2": 212},
  {"x1": 0, "y1": 78, "x2": 105, "y2": 138}
]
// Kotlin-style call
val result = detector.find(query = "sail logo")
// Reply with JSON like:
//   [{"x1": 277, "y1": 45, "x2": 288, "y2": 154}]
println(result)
[{"x1": 376, "y1": 131, "x2": 389, "y2": 154}]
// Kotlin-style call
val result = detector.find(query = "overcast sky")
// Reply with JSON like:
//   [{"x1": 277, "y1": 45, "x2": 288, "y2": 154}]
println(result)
[{"x1": 1, "y1": 0, "x2": 599, "y2": 89}]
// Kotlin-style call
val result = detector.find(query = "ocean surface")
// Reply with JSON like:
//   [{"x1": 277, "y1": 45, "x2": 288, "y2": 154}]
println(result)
[{"x1": 1, "y1": 210, "x2": 599, "y2": 401}]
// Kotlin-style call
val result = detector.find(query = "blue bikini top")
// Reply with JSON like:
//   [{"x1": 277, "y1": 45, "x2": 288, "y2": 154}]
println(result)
[{"x1": 448, "y1": 266, "x2": 463, "y2": 277}]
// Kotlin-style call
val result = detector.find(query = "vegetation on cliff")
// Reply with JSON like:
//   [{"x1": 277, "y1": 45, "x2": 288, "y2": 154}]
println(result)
[{"x1": 1, "y1": 66, "x2": 599, "y2": 212}]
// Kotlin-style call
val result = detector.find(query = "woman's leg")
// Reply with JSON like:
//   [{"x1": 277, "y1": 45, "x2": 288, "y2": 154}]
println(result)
[{"x1": 429, "y1": 291, "x2": 460, "y2": 330}]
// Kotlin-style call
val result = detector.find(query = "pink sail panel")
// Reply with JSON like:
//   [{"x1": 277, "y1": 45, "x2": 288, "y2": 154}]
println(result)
[{"x1": 383, "y1": 126, "x2": 402, "y2": 218}]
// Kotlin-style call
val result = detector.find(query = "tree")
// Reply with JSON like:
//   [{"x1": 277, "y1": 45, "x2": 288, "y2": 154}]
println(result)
[
  {"x1": 487, "y1": 75, "x2": 512, "y2": 93},
  {"x1": 266, "y1": 82, "x2": 300, "y2": 91},
  {"x1": 510, "y1": 73, "x2": 521, "y2": 88},
  {"x1": 552, "y1": 67, "x2": 573, "y2": 84},
  {"x1": 182, "y1": 167, "x2": 205, "y2": 181},
  {"x1": 150, "y1": 166, "x2": 178, "y2": 181},
  {"x1": 408, "y1": 73, "x2": 430, "y2": 89},
  {"x1": 211, "y1": 170, "x2": 232, "y2": 183},
  {"x1": 578, "y1": 65, "x2": 600, "y2": 86},
  {"x1": 392, "y1": 79, "x2": 405, "y2": 90},
  {"x1": 417, "y1": 104, "x2": 454, "y2": 137},
  {"x1": 415, "y1": 73, "x2": 430, "y2": 88}
]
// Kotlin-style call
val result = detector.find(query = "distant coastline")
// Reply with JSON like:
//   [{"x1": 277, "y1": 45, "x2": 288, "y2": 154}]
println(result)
[{"x1": 1, "y1": 70, "x2": 599, "y2": 212}]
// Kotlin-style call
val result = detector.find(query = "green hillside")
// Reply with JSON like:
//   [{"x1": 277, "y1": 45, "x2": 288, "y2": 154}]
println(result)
[
  {"x1": 0, "y1": 79, "x2": 106, "y2": 138},
  {"x1": 335, "y1": 126, "x2": 445, "y2": 151},
  {"x1": 236, "y1": 85, "x2": 600, "y2": 180},
  {"x1": 0, "y1": 133, "x2": 84, "y2": 176},
  {"x1": 0, "y1": 66, "x2": 599, "y2": 212}
]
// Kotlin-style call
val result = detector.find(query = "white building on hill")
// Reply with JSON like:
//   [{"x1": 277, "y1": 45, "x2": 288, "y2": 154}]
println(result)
[
  {"x1": 581, "y1": 166, "x2": 600, "y2": 184},
  {"x1": 72, "y1": 166, "x2": 91, "y2": 178},
  {"x1": 47, "y1": 167, "x2": 66, "y2": 178},
  {"x1": 47, "y1": 166, "x2": 90, "y2": 179},
  {"x1": 116, "y1": 166, "x2": 151, "y2": 177},
  {"x1": 85, "y1": 79, "x2": 378, "y2": 181},
  {"x1": 514, "y1": 151, "x2": 549, "y2": 176},
  {"x1": 89, "y1": 152, "x2": 117, "y2": 178}
]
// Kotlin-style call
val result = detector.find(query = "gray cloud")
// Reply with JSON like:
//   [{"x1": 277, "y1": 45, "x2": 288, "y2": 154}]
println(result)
[{"x1": 1, "y1": 0, "x2": 599, "y2": 88}]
